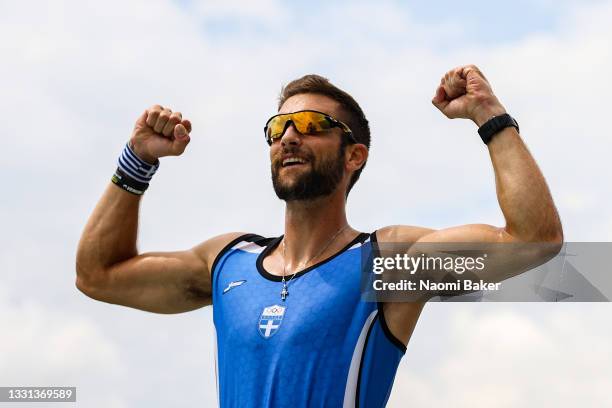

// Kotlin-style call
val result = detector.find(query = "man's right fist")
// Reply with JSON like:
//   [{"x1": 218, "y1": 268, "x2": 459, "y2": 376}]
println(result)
[{"x1": 129, "y1": 105, "x2": 193, "y2": 163}]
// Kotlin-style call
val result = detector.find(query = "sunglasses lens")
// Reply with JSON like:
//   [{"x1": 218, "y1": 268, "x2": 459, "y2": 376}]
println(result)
[
  {"x1": 266, "y1": 114, "x2": 289, "y2": 143},
  {"x1": 265, "y1": 111, "x2": 334, "y2": 144},
  {"x1": 266, "y1": 115, "x2": 287, "y2": 141},
  {"x1": 292, "y1": 111, "x2": 331, "y2": 135}
]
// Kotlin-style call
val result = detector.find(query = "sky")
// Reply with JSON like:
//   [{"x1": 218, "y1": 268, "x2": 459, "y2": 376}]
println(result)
[{"x1": 1, "y1": 0, "x2": 611, "y2": 406}]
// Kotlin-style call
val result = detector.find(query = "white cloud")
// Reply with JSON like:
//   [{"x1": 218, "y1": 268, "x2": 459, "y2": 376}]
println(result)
[
  {"x1": 0, "y1": 287, "x2": 127, "y2": 407},
  {"x1": 388, "y1": 304, "x2": 612, "y2": 407},
  {"x1": 195, "y1": 0, "x2": 289, "y2": 23}
]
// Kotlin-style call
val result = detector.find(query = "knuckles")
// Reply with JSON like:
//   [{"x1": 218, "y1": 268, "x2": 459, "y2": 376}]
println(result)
[
  {"x1": 169, "y1": 112, "x2": 182, "y2": 122},
  {"x1": 146, "y1": 107, "x2": 182, "y2": 121},
  {"x1": 146, "y1": 111, "x2": 160, "y2": 123},
  {"x1": 140, "y1": 106, "x2": 191, "y2": 138}
]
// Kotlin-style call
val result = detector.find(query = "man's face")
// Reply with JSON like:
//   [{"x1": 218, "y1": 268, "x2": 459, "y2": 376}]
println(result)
[{"x1": 270, "y1": 94, "x2": 348, "y2": 201}]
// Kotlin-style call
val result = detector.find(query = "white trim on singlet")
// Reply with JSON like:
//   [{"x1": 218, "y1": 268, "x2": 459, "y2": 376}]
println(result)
[
  {"x1": 342, "y1": 309, "x2": 378, "y2": 407},
  {"x1": 232, "y1": 240, "x2": 266, "y2": 254},
  {"x1": 348, "y1": 236, "x2": 370, "y2": 251},
  {"x1": 232, "y1": 234, "x2": 368, "y2": 254},
  {"x1": 213, "y1": 325, "x2": 220, "y2": 407}
]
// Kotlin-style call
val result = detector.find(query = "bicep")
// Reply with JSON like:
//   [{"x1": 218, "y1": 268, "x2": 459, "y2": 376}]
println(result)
[
  {"x1": 378, "y1": 223, "x2": 511, "y2": 244},
  {"x1": 413, "y1": 223, "x2": 560, "y2": 284},
  {"x1": 379, "y1": 223, "x2": 561, "y2": 296},
  {"x1": 79, "y1": 232, "x2": 248, "y2": 314},
  {"x1": 85, "y1": 248, "x2": 210, "y2": 314},
  {"x1": 416, "y1": 223, "x2": 511, "y2": 243}
]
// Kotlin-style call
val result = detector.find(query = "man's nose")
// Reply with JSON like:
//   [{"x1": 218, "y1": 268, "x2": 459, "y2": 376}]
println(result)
[{"x1": 280, "y1": 122, "x2": 303, "y2": 147}]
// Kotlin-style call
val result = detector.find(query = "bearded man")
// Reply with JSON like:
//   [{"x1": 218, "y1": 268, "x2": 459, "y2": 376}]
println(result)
[{"x1": 76, "y1": 65, "x2": 563, "y2": 407}]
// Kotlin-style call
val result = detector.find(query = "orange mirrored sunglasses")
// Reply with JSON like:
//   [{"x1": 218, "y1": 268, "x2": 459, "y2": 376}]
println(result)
[{"x1": 264, "y1": 110, "x2": 354, "y2": 146}]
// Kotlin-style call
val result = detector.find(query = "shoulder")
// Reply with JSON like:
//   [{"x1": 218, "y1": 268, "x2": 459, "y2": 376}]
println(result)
[
  {"x1": 192, "y1": 232, "x2": 267, "y2": 278},
  {"x1": 374, "y1": 225, "x2": 436, "y2": 243}
]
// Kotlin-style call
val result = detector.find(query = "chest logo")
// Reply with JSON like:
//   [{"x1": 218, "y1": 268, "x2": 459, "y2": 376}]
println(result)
[
  {"x1": 223, "y1": 280, "x2": 247, "y2": 294},
  {"x1": 258, "y1": 304, "x2": 286, "y2": 339}
]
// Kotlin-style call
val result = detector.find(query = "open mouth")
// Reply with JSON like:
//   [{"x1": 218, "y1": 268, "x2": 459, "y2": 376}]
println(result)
[{"x1": 282, "y1": 157, "x2": 309, "y2": 167}]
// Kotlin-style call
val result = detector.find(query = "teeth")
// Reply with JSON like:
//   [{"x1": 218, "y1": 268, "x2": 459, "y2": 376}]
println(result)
[{"x1": 283, "y1": 157, "x2": 307, "y2": 166}]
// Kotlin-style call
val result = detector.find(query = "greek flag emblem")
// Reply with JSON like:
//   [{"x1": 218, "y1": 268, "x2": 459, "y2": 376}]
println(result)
[{"x1": 258, "y1": 304, "x2": 286, "y2": 339}]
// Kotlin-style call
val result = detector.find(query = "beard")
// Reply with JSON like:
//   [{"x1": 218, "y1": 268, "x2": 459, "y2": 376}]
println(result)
[{"x1": 271, "y1": 141, "x2": 346, "y2": 201}]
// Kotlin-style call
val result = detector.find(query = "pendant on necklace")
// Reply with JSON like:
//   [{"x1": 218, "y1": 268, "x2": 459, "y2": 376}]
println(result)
[{"x1": 280, "y1": 282, "x2": 288, "y2": 301}]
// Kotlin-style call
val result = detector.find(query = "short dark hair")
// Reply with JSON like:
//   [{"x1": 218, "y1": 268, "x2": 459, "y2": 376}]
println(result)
[{"x1": 278, "y1": 74, "x2": 370, "y2": 196}]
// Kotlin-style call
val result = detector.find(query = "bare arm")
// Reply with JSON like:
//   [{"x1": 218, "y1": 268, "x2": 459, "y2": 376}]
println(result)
[
  {"x1": 76, "y1": 105, "x2": 244, "y2": 313},
  {"x1": 76, "y1": 183, "x2": 205, "y2": 313},
  {"x1": 427, "y1": 64, "x2": 563, "y2": 245},
  {"x1": 487, "y1": 126, "x2": 562, "y2": 241},
  {"x1": 380, "y1": 65, "x2": 564, "y2": 345},
  {"x1": 76, "y1": 182, "x2": 142, "y2": 288}
]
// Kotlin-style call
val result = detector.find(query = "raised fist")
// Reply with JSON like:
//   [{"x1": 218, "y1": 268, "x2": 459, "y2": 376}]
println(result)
[
  {"x1": 129, "y1": 105, "x2": 193, "y2": 163},
  {"x1": 431, "y1": 65, "x2": 506, "y2": 127}
]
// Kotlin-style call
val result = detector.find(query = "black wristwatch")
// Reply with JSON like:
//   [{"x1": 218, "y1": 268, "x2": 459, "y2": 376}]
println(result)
[{"x1": 477, "y1": 113, "x2": 519, "y2": 144}]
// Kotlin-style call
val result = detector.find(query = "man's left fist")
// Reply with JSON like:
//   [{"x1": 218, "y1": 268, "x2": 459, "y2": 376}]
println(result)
[{"x1": 432, "y1": 65, "x2": 507, "y2": 127}]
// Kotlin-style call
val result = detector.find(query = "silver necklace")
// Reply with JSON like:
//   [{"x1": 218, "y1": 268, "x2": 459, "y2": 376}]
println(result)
[{"x1": 280, "y1": 225, "x2": 349, "y2": 301}]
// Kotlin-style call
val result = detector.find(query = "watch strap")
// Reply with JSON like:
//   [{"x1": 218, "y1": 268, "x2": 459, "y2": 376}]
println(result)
[{"x1": 478, "y1": 113, "x2": 519, "y2": 144}]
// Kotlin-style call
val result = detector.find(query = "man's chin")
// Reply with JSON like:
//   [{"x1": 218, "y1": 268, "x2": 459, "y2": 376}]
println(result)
[
  {"x1": 277, "y1": 192, "x2": 329, "y2": 202},
  {"x1": 272, "y1": 170, "x2": 308, "y2": 190},
  {"x1": 273, "y1": 184, "x2": 305, "y2": 201},
  {"x1": 271, "y1": 161, "x2": 343, "y2": 201},
  {"x1": 273, "y1": 179, "x2": 317, "y2": 201}
]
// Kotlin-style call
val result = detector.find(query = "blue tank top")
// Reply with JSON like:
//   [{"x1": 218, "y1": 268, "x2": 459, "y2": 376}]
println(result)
[{"x1": 211, "y1": 232, "x2": 405, "y2": 407}]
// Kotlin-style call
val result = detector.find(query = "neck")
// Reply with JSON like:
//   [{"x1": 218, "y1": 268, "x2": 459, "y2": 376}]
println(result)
[{"x1": 282, "y1": 190, "x2": 355, "y2": 270}]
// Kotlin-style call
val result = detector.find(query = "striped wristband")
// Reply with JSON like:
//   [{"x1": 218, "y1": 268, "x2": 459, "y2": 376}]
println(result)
[{"x1": 111, "y1": 142, "x2": 160, "y2": 195}]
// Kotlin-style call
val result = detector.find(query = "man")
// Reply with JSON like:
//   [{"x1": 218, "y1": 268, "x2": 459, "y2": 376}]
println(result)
[{"x1": 76, "y1": 65, "x2": 563, "y2": 407}]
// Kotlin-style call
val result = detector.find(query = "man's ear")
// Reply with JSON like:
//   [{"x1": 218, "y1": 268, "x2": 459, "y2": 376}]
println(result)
[{"x1": 346, "y1": 144, "x2": 368, "y2": 171}]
